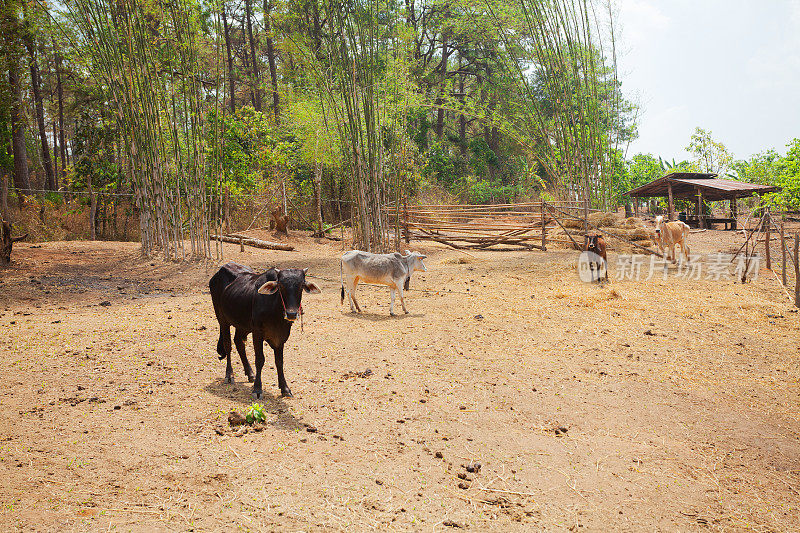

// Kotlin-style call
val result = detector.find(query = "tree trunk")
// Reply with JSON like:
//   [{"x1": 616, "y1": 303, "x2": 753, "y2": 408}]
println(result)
[
  {"x1": 313, "y1": 160, "x2": 323, "y2": 235},
  {"x1": 264, "y1": 0, "x2": 280, "y2": 120},
  {"x1": 8, "y1": 65, "x2": 31, "y2": 199},
  {"x1": 54, "y1": 43, "x2": 67, "y2": 188},
  {"x1": 1, "y1": 220, "x2": 27, "y2": 265},
  {"x1": 23, "y1": 28, "x2": 55, "y2": 190},
  {"x1": 435, "y1": 32, "x2": 450, "y2": 139},
  {"x1": 88, "y1": 175, "x2": 96, "y2": 240},
  {"x1": 221, "y1": 5, "x2": 236, "y2": 114},
  {"x1": 244, "y1": 0, "x2": 261, "y2": 111},
  {"x1": 52, "y1": 118, "x2": 58, "y2": 190},
  {"x1": 458, "y1": 54, "x2": 466, "y2": 156},
  {"x1": 1, "y1": 159, "x2": 9, "y2": 221}
]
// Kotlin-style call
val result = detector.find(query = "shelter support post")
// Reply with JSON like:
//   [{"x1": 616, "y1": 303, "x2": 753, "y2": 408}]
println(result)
[
  {"x1": 667, "y1": 182, "x2": 675, "y2": 221},
  {"x1": 730, "y1": 197, "x2": 738, "y2": 230},
  {"x1": 696, "y1": 187, "x2": 705, "y2": 229}
]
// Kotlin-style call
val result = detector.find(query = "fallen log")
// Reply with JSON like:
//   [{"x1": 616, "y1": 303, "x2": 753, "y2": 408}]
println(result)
[{"x1": 211, "y1": 234, "x2": 294, "y2": 251}]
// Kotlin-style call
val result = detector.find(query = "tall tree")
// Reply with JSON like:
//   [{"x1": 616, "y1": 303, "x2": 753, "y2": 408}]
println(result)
[
  {"x1": 686, "y1": 127, "x2": 733, "y2": 175},
  {"x1": 22, "y1": 6, "x2": 56, "y2": 190},
  {"x1": 221, "y1": 4, "x2": 236, "y2": 114},
  {"x1": 434, "y1": 29, "x2": 450, "y2": 139},
  {"x1": 244, "y1": 0, "x2": 261, "y2": 111},
  {"x1": 2, "y1": 4, "x2": 30, "y2": 198},
  {"x1": 7, "y1": 61, "x2": 30, "y2": 196},
  {"x1": 263, "y1": 0, "x2": 279, "y2": 120}
]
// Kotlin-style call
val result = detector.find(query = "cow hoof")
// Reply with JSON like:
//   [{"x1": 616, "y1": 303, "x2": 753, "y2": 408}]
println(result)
[
  {"x1": 225, "y1": 375, "x2": 234, "y2": 384},
  {"x1": 247, "y1": 374, "x2": 255, "y2": 383},
  {"x1": 281, "y1": 388, "x2": 293, "y2": 398},
  {"x1": 252, "y1": 391, "x2": 263, "y2": 400},
  {"x1": 404, "y1": 310, "x2": 409, "y2": 315},
  {"x1": 390, "y1": 312, "x2": 396, "y2": 316}
]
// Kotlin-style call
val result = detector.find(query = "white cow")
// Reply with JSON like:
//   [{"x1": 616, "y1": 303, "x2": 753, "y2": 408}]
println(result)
[
  {"x1": 340, "y1": 250, "x2": 427, "y2": 315},
  {"x1": 654, "y1": 215, "x2": 690, "y2": 262}
]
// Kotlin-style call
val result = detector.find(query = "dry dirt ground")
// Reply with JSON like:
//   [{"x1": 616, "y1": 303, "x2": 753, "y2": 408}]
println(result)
[{"x1": 1, "y1": 229, "x2": 799, "y2": 532}]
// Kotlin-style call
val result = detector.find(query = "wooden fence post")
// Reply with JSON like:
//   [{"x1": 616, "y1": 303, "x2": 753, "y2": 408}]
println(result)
[
  {"x1": 667, "y1": 182, "x2": 675, "y2": 221},
  {"x1": 541, "y1": 202, "x2": 547, "y2": 251},
  {"x1": 403, "y1": 201, "x2": 410, "y2": 243},
  {"x1": 697, "y1": 187, "x2": 705, "y2": 229},
  {"x1": 795, "y1": 233, "x2": 799, "y2": 309},
  {"x1": 781, "y1": 219, "x2": 786, "y2": 286},
  {"x1": 765, "y1": 209, "x2": 771, "y2": 270}
]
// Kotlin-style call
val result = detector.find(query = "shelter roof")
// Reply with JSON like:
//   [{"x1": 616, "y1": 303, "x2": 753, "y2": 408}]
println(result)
[{"x1": 625, "y1": 172, "x2": 781, "y2": 201}]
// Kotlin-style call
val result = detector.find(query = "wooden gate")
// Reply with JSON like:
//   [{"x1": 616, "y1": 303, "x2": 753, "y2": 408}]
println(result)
[{"x1": 398, "y1": 202, "x2": 575, "y2": 250}]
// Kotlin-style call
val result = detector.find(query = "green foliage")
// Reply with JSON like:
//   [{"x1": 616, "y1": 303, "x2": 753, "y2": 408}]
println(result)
[
  {"x1": 423, "y1": 141, "x2": 458, "y2": 187},
  {"x1": 686, "y1": 127, "x2": 733, "y2": 174},
  {"x1": 731, "y1": 149, "x2": 782, "y2": 185},
  {"x1": 454, "y1": 175, "x2": 524, "y2": 204},
  {"x1": 773, "y1": 139, "x2": 800, "y2": 210},
  {"x1": 737, "y1": 139, "x2": 800, "y2": 210},
  {"x1": 245, "y1": 403, "x2": 267, "y2": 424},
  {"x1": 208, "y1": 107, "x2": 300, "y2": 197},
  {"x1": 628, "y1": 154, "x2": 662, "y2": 187}
]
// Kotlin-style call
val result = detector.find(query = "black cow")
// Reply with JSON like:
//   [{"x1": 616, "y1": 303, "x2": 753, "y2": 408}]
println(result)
[{"x1": 209, "y1": 262, "x2": 321, "y2": 399}]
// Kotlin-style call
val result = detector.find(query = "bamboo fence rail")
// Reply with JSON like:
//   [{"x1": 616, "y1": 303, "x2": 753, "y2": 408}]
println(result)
[{"x1": 395, "y1": 201, "x2": 580, "y2": 250}]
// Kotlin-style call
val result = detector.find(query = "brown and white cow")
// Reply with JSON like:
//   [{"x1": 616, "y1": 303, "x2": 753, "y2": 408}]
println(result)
[
  {"x1": 585, "y1": 233, "x2": 608, "y2": 282},
  {"x1": 654, "y1": 215, "x2": 690, "y2": 262}
]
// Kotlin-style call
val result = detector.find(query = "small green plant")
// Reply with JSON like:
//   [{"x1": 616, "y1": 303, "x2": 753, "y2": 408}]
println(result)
[{"x1": 245, "y1": 403, "x2": 267, "y2": 424}]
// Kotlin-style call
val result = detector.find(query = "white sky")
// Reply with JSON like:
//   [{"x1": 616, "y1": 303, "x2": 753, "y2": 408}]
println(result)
[{"x1": 615, "y1": 0, "x2": 800, "y2": 162}]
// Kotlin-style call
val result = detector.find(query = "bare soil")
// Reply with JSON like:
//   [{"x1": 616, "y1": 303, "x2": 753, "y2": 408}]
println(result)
[{"x1": 1, "y1": 229, "x2": 799, "y2": 531}]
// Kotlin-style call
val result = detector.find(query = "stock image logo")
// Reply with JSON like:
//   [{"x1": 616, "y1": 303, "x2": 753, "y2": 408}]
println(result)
[
  {"x1": 577, "y1": 250, "x2": 608, "y2": 283},
  {"x1": 579, "y1": 253, "x2": 763, "y2": 282}
]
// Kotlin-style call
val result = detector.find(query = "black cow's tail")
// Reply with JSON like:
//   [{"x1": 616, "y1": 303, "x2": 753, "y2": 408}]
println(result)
[
  {"x1": 216, "y1": 334, "x2": 226, "y2": 360},
  {"x1": 340, "y1": 257, "x2": 345, "y2": 305}
]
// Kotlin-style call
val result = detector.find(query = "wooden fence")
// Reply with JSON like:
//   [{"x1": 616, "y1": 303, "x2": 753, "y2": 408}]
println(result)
[
  {"x1": 394, "y1": 201, "x2": 600, "y2": 251},
  {"x1": 735, "y1": 208, "x2": 800, "y2": 307}
]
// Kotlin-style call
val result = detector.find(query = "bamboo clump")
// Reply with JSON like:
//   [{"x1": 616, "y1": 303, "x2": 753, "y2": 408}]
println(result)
[{"x1": 67, "y1": 0, "x2": 218, "y2": 261}]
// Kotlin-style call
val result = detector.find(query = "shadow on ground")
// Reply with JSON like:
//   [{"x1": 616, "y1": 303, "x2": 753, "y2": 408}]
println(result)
[{"x1": 203, "y1": 377, "x2": 304, "y2": 431}]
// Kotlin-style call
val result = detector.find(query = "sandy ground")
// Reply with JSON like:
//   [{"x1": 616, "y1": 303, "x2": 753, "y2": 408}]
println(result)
[{"x1": 1, "y1": 229, "x2": 799, "y2": 532}]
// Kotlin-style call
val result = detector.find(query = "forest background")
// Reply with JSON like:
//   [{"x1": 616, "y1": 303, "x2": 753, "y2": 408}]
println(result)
[{"x1": 1, "y1": 0, "x2": 798, "y2": 258}]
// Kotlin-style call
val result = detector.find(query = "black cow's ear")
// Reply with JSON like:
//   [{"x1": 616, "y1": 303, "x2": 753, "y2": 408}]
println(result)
[
  {"x1": 303, "y1": 282, "x2": 321, "y2": 294},
  {"x1": 258, "y1": 281, "x2": 279, "y2": 295}
]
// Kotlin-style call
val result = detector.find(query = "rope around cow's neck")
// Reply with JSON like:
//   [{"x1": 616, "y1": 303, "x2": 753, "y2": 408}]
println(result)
[{"x1": 277, "y1": 286, "x2": 304, "y2": 332}]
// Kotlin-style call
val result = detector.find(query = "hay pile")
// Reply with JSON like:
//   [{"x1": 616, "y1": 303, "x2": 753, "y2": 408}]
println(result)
[
  {"x1": 610, "y1": 217, "x2": 655, "y2": 250},
  {"x1": 588, "y1": 211, "x2": 621, "y2": 227},
  {"x1": 560, "y1": 211, "x2": 621, "y2": 229},
  {"x1": 549, "y1": 212, "x2": 657, "y2": 251}
]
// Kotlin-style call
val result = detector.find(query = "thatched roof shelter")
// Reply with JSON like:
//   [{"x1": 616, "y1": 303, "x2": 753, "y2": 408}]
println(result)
[{"x1": 624, "y1": 172, "x2": 781, "y2": 229}]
